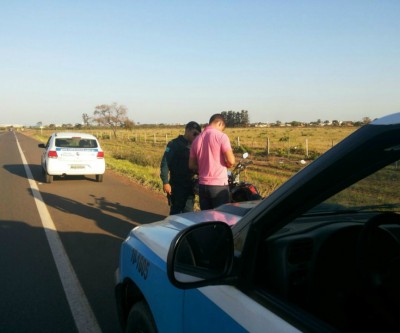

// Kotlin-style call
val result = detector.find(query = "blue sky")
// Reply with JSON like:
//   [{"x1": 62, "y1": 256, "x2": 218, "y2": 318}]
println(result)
[{"x1": 1, "y1": 1, "x2": 399, "y2": 126}]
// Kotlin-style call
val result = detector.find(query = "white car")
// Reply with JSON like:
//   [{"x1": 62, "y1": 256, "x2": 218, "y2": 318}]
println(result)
[{"x1": 38, "y1": 132, "x2": 105, "y2": 183}]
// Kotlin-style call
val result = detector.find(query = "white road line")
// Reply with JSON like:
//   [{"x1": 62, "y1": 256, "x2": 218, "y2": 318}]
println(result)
[{"x1": 16, "y1": 135, "x2": 102, "y2": 333}]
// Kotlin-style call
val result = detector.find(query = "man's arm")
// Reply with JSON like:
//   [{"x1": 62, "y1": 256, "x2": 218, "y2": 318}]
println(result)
[
  {"x1": 188, "y1": 156, "x2": 198, "y2": 171},
  {"x1": 160, "y1": 143, "x2": 174, "y2": 195},
  {"x1": 224, "y1": 149, "x2": 235, "y2": 168},
  {"x1": 189, "y1": 141, "x2": 198, "y2": 172},
  {"x1": 221, "y1": 133, "x2": 235, "y2": 168}
]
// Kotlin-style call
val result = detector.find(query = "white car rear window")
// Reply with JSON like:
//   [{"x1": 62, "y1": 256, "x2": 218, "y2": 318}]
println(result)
[{"x1": 55, "y1": 138, "x2": 98, "y2": 148}]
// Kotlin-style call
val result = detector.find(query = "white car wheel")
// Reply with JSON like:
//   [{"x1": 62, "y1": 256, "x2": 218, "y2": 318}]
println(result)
[{"x1": 46, "y1": 174, "x2": 53, "y2": 183}]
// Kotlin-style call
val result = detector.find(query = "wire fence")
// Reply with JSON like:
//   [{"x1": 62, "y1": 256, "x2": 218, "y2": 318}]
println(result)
[{"x1": 92, "y1": 129, "x2": 352, "y2": 159}]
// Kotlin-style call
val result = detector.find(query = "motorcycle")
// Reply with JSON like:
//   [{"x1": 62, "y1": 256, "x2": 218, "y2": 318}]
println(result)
[{"x1": 228, "y1": 153, "x2": 262, "y2": 202}]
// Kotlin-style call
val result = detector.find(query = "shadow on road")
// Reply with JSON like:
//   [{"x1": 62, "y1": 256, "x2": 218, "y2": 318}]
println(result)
[
  {"x1": 4, "y1": 163, "x2": 167, "y2": 239},
  {"x1": 33, "y1": 189, "x2": 166, "y2": 240}
]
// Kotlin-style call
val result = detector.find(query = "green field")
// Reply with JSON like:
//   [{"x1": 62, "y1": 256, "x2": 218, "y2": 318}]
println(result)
[{"x1": 28, "y1": 126, "x2": 357, "y2": 198}]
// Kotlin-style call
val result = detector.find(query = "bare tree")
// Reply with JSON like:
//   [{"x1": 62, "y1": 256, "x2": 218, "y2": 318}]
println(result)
[
  {"x1": 362, "y1": 117, "x2": 372, "y2": 124},
  {"x1": 82, "y1": 113, "x2": 91, "y2": 127},
  {"x1": 93, "y1": 102, "x2": 133, "y2": 138}
]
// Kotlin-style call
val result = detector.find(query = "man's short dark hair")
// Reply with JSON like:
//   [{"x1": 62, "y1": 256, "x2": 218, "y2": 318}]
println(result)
[
  {"x1": 185, "y1": 121, "x2": 202, "y2": 133},
  {"x1": 209, "y1": 114, "x2": 226, "y2": 125}
]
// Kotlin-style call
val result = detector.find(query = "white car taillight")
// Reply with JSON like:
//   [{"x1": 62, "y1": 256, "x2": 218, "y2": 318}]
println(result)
[{"x1": 48, "y1": 150, "x2": 58, "y2": 158}]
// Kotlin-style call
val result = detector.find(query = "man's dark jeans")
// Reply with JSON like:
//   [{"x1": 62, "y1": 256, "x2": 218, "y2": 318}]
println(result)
[
  {"x1": 170, "y1": 185, "x2": 194, "y2": 215},
  {"x1": 198, "y1": 184, "x2": 230, "y2": 210}
]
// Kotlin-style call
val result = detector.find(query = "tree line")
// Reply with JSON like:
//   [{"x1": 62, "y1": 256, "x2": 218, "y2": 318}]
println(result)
[
  {"x1": 81, "y1": 104, "x2": 250, "y2": 138},
  {"x1": 221, "y1": 110, "x2": 250, "y2": 127},
  {"x1": 30, "y1": 102, "x2": 371, "y2": 138}
]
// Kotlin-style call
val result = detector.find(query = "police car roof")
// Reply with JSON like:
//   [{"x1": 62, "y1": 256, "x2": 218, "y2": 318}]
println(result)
[{"x1": 371, "y1": 112, "x2": 400, "y2": 125}]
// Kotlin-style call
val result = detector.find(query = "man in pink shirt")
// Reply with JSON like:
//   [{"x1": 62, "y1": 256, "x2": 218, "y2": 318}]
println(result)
[{"x1": 189, "y1": 114, "x2": 235, "y2": 210}]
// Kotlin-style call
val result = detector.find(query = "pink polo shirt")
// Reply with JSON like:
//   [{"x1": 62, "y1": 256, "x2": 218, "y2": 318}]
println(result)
[{"x1": 190, "y1": 126, "x2": 232, "y2": 186}]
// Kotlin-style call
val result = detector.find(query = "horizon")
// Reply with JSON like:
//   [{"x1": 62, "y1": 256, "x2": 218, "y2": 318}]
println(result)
[{"x1": 0, "y1": 115, "x2": 374, "y2": 129}]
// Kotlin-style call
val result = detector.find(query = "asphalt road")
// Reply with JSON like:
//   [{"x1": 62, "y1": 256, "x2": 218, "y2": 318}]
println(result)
[{"x1": 0, "y1": 130, "x2": 169, "y2": 333}]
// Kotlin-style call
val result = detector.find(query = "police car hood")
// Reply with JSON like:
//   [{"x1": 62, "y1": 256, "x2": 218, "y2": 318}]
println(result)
[{"x1": 129, "y1": 201, "x2": 259, "y2": 262}]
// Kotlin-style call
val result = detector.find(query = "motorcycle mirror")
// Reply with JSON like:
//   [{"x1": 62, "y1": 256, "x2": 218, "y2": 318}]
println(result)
[{"x1": 242, "y1": 152, "x2": 249, "y2": 159}]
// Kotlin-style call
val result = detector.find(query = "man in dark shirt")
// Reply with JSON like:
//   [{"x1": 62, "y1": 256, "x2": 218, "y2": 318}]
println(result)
[{"x1": 160, "y1": 121, "x2": 201, "y2": 214}]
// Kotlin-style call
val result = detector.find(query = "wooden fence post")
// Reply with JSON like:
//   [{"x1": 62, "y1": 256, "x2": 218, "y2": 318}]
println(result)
[{"x1": 306, "y1": 139, "x2": 309, "y2": 157}]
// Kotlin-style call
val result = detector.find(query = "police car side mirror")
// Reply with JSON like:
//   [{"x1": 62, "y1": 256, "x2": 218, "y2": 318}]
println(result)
[
  {"x1": 38, "y1": 143, "x2": 46, "y2": 148},
  {"x1": 167, "y1": 222, "x2": 234, "y2": 289}
]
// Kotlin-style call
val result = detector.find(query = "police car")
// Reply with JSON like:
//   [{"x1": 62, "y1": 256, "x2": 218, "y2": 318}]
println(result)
[
  {"x1": 116, "y1": 113, "x2": 400, "y2": 332},
  {"x1": 38, "y1": 132, "x2": 105, "y2": 183}
]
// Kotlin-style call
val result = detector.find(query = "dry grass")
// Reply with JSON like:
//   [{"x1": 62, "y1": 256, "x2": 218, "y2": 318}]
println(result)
[{"x1": 26, "y1": 125, "x2": 357, "y2": 197}]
